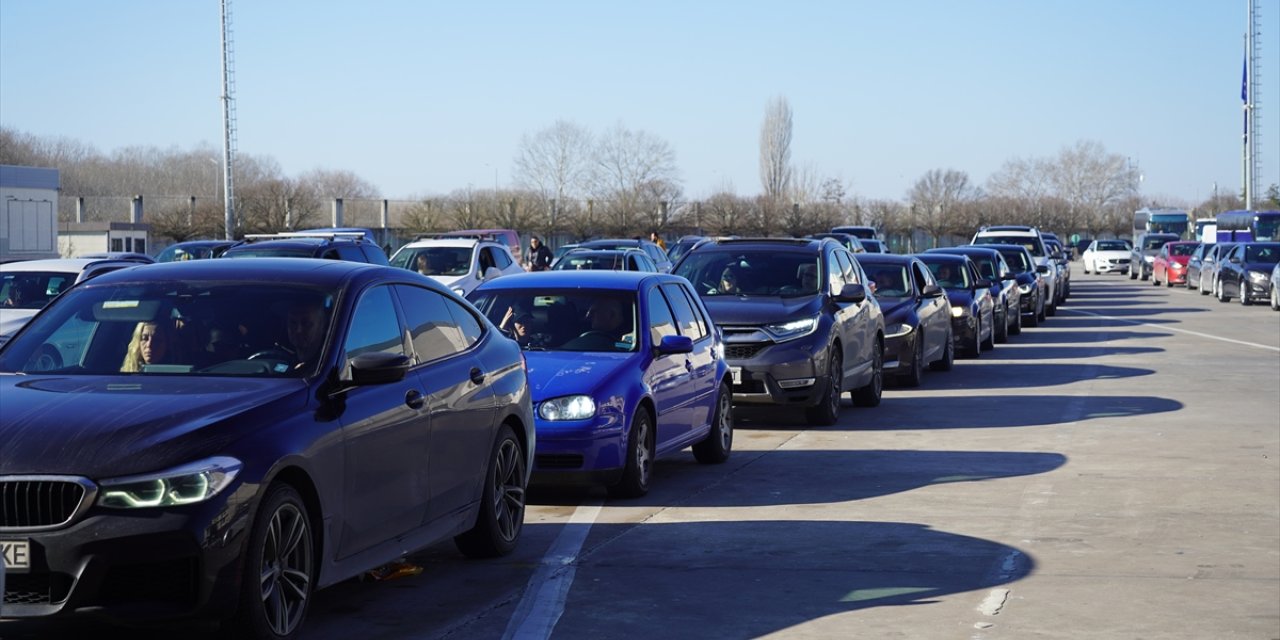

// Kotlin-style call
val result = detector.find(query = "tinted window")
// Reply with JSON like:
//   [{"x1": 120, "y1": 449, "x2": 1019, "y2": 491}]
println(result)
[
  {"x1": 677, "y1": 285, "x2": 710, "y2": 338},
  {"x1": 925, "y1": 261, "x2": 969, "y2": 288},
  {"x1": 1245, "y1": 245, "x2": 1280, "y2": 263},
  {"x1": 825, "y1": 251, "x2": 844, "y2": 294},
  {"x1": 492, "y1": 248, "x2": 513, "y2": 269},
  {"x1": 444, "y1": 297, "x2": 483, "y2": 346},
  {"x1": 662, "y1": 283, "x2": 704, "y2": 339},
  {"x1": 676, "y1": 249, "x2": 820, "y2": 297},
  {"x1": 1096, "y1": 240, "x2": 1129, "y2": 251},
  {"x1": 395, "y1": 284, "x2": 469, "y2": 362},
  {"x1": 978, "y1": 235, "x2": 1044, "y2": 256},
  {"x1": 647, "y1": 286, "x2": 679, "y2": 345},
  {"x1": 346, "y1": 286, "x2": 405, "y2": 361}
]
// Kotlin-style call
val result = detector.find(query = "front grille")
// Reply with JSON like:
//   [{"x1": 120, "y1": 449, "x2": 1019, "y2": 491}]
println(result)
[
  {"x1": 536, "y1": 454, "x2": 584, "y2": 470},
  {"x1": 726, "y1": 343, "x2": 769, "y2": 360},
  {"x1": 3, "y1": 573, "x2": 72, "y2": 605},
  {"x1": 1110, "y1": 259, "x2": 1129, "y2": 265},
  {"x1": 0, "y1": 478, "x2": 90, "y2": 529},
  {"x1": 95, "y1": 557, "x2": 198, "y2": 607},
  {"x1": 734, "y1": 379, "x2": 766, "y2": 394}
]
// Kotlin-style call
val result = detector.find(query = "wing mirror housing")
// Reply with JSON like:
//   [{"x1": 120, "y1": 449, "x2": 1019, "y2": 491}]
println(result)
[
  {"x1": 974, "y1": 279, "x2": 994, "y2": 289},
  {"x1": 349, "y1": 352, "x2": 411, "y2": 385},
  {"x1": 921, "y1": 283, "x2": 945, "y2": 298},
  {"x1": 656, "y1": 334, "x2": 694, "y2": 355},
  {"x1": 834, "y1": 283, "x2": 867, "y2": 303},
  {"x1": 1036, "y1": 264, "x2": 1051, "y2": 274}
]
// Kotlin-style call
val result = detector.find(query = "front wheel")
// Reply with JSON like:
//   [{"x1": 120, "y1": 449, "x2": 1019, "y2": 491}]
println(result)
[
  {"x1": 1271, "y1": 284, "x2": 1280, "y2": 311},
  {"x1": 693, "y1": 382, "x2": 733, "y2": 463},
  {"x1": 806, "y1": 351, "x2": 844, "y2": 425},
  {"x1": 1009, "y1": 303, "x2": 1023, "y2": 335},
  {"x1": 1240, "y1": 284, "x2": 1253, "y2": 306},
  {"x1": 609, "y1": 409, "x2": 654, "y2": 498},
  {"x1": 995, "y1": 304, "x2": 1009, "y2": 344},
  {"x1": 897, "y1": 337, "x2": 924, "y2": 388},
  {"x1": 980, "y1": 312, "x2": 995, "y2": 351},
  {"x1": 455, "y1": 425, "x2": 526, "y2": 558},
  {"x1": 230, "y1": 484, "x2": 315, "y2": 640},
  {"x1": 1216, "y1": 278, "x2": 1230, "y2": 303},
  {"x1": 851, "y1": 340, "x2": 883, "y2": 408},
  {"x1": 930, "y1": 326, "x2": 954, "y2": 372}
]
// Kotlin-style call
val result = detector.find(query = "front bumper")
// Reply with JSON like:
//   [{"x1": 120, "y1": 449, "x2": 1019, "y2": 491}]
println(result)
[
  {"x1": 1242, "y1": 279, "x2": 1272, "y2": 301},
  {"x1": 1094, "y1": 259, "x2": 1129, "y2": 273},
  {"x1": 530, "y1": 410, "x2": 627, "y2": 485},
  {"x1": 882, "y1": 331, "x2": 915, "y2": 376},
  {"x1": 1, "y1": 484, "x2": 255, "y2": 622},
  {"x1": 951, "y1": 314, "x2": 977, "y2": 347},
  {"x1": 724, "y1": 339, "x2": 828, "y2": 407}
]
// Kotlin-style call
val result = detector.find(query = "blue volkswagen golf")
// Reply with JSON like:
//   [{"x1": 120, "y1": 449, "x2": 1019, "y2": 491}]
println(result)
[{"x1": 469, "y1": 271, "x2": 733, "y2": 498}]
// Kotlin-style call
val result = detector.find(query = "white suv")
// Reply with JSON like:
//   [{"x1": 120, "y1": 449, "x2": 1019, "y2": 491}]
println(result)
[
  {"x1": 971, "y1": 226, "x2": 1058, "y2": 316},
  {"x1": 389, "y1": 236, "x2": 525, "y2": 297}
]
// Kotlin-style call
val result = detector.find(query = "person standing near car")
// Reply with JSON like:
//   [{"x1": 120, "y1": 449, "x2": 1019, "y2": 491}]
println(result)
[
  {"x1": 650, "y1": 231, "x2": 667, "y2": 251},
  {"x1": 528, "y1": 236, "x2": 553, "y2": 271}
]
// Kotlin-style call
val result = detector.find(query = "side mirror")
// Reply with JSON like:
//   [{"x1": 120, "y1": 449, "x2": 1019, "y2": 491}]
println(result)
[
  {"x1": 1230, "y1": 257, "x2": 1241, "y2": 264},
  {"x1": 1036, "y1": 264, "x2": 1051, "y2": 274},
  {"x1": 1001, "y1": 273, "x2": 1017, "y2": 281},
  {"x1": 349, "y1": 352, "x2": 411, "y2": 385},
  {"x1": 835, "y1": 283, "x2": 866, "y2": 304},
  {"x1": 974, "y1": 279, "x2": 994, "y2": 289},
  {"x1": 921, "y1": 283, "x2": 945, "y2": 298},
  {"x1": 656, "y1": 334, "x2": 693, "y2": 355}
]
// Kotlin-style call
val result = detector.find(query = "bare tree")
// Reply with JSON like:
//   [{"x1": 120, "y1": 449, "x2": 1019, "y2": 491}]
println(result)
[
  {"x1": 759, "y1": 95, "x2": 793, "y2": 204},
  {"x1": 590, "y1": 123, "x2": 681, "y2": 235},
  {"x1": 908, "y1": 168, "x2": 974, "y2": 247},
  {"x1": 1048, "y1": 140, "x2": 1138, "y2": 233},
  {"x1": 513, "y1": 120, "x2": 593, "y2": 221}
]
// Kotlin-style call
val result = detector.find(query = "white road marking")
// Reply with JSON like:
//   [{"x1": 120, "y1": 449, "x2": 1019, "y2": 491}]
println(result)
[
  {"x1": 1061, "y1": 308, "x2": 1280, "y2": 352},
  {"x1": 977, "y1": 588, "x2": 1010, "y2": 616},
  {"x1": 502, "y1": 501, "x2": 602, "y2": 640}
]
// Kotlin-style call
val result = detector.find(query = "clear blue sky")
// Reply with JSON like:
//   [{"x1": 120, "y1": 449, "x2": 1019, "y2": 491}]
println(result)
[{"x1": 2, "y1": 0, "x2": 1276, "y2": 205}]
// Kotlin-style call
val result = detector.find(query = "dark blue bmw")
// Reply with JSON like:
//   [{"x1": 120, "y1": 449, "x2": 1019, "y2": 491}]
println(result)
[
  {"x1": 468, "y1": 271, "x2": 732, "y2": 498},
  {"x1": 0, "y1": 259, "x2": 533, "y2": 638}
]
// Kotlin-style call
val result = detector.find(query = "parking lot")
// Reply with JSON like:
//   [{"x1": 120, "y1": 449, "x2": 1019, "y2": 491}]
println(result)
[{"x1": 6, "y1": 272, "x2": 1279, "y2": 639}]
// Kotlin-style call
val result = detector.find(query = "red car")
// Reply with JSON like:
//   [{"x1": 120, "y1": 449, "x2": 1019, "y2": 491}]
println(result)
[{"x1": 1152, "y1": 241, "x2": 1200, "y2": 287}]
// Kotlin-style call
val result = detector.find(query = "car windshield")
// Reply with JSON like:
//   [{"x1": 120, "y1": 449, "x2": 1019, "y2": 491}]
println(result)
[
  {"x1": 390, "y1": 246, "x2": 473, "y2": 276},
  {"x1": 979, "y1": 235, "x2": 1043, "y2": 256},
  {"x1": 468, "y1": 288, "x2": 638, "y2": 353},
  {"x1": 1096, "y1": 241, "x2": 1129, "y2": 251},
  {"x1": 552, "y1": 252, "x2": 627, "y2": 271},
  {"x1": 156, "y1": 245, "x2": 221, "y2": 262},
  {"x1": 667, "y1": 241, "x2": 698, "y2": 263},
  {"x1": 1168, "y1": 243, "x2": 1197, "y2": 257},
  {"x1": 863, "y1": 264, "x2": 911, "y2": 298},
  {"x1": 1, "y1": 272, "x2": 76, "y2": 310},
  {"x1": 1245, "y1": 245, "x2": 1280, "y2": 263},
  {"x1": 991, "y1": 248, "x2": 1031, "y2": 273},
  {"x1": 0, "y1": 281, "x2": 337, "y2": 377},
  {"x1": 1143, "y1": 237, "x2": 1173, "y2": 250},
  {"x1": 673, "y1": 250, "x2": 820, "y2": 297},
  {"x1": 225, "y1": 246, "x2": 316, "y2": 259},
  {"x1": 924, "y1": 262, "x2": 971, "y2": 288}
]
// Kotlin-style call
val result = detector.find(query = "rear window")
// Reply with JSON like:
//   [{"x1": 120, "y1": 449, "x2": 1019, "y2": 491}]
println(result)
[
  {"x1": 977, "y1": 235, "x2": 1044, "y2": 257},
  {"x1": 1168, "y1": 244, "x2": 1197, "y2": 257}
]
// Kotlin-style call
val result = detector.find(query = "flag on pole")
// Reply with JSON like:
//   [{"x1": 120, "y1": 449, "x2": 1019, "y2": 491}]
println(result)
[{"x1": 1242, "y1": 58, "x2": 1248, "y2": 103}]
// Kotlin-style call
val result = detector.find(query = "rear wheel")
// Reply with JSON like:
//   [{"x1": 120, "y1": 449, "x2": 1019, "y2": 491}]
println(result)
[
  {"x1": 693, "y1": 382, "x2": 733, "y2": 463},
  {"x1": 851, "y1": 339, "x2": 883, "y2": 408},
  {"x1": 609, "y1": 409, "x2": 654, "y2": 498},
  {"x1": 455, "y1": 425, "x2": 526, "y2": 558},
  {"x1": 980, "y1": 313, "x2": 995, "y2": 351},
  {"x1": 1129, "y1": 267, "x2": 1137, "y2": 280},
  {"x1": 1200, "y1": 273, "x2": 1211, "y2": 295},
  {"x1": 929, "y1": 326, "x2": 954, "y2": 372},
  {"x1": 897, "y1": 338, "x2": 923, "y2": 388},
  {"x1": 806, "y1": 351, "x2": 843, "y2": 425},
  {"x1": 995, "y1": 304, "x2": 1009, "y2": 343}
]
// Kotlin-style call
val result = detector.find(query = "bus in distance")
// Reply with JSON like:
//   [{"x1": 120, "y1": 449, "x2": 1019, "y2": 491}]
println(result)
[
  {"x1": 1215, "y1": 210, "x2": 1280, "y2": 242},
  {"x1": 1133, "y1": 208, "x2": 1190, "y2": 239}
]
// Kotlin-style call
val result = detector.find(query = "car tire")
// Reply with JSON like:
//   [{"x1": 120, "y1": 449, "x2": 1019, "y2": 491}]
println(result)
[
  {"x1": 1024, "y1": 298, "x2": 1040, "y2": 328},
  {"x1": 1009, "y1": 304, "x2": 1023, "y2": 335},
  {"x1": 806, "y1": 351, "x2": 844, "y2": 425},
  {"x1": 995, "y1": 304, "x2": 1009, "y2": 344},
  {"x1": 897, "y1": 338, "x2": 923, "y2": 388},
  {"x1": 1045, "y1": 300, "x2": 1056, "y2": 317},
  {"x1": 1271, "y1": 283, "x2": 1280, "y2": 311},
  {"x1": 967, "y1": 317, "x2": 982, "y2": 358},
  {"x1": 1200, "y1": 274, "x2": 1211, "y2": 295},
  {"x1": 1216, "y1": 278, "x2": 1230, "y2": 303},
  {"x1": 609, "y1": 409, "x2": 654, "y2": 498},
  {"x1": 1240, "y1": 284, "x2": 1252, "y2": 306},
  {"x1": 693, "y1": 382, "x2": 733, "y2": 463},
  {"x1": 455, "y1": 424, "x2": 526, "y2": 558},
  {"x1": 980, "y1": 313, "x2": 995, "y2": 351},
  {"x1": 929, "y1": 326, "x2": 954, "y2": 372},
  {"x1": 230, "y1": 483, "x2": 315, "y2": 640},
  {"x1": 1129, "y1": 267, "x2": 1137, "y2": 280},
  {"x1": 851, "y1": 339, "x2": 883, "y2": 408},
  {"x1": 1036, "y1": 295, "x2": 1047, "y2": 323}
]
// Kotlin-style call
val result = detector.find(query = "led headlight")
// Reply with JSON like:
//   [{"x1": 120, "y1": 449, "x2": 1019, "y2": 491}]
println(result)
[
  {"x1": 1248, "y1": 271, "x2": 1269, "y2": 282},
  {"x1": 98, "y1": 456, "x2": 242, "y2": 509},
  {"x1": 763, "y1": 316, "x2": 819, "y2": 342},
  {"x1": 885, "y1": 323, "x2": 914, "y2": 338},
  {"x1": 950, "y1": 306, "x2": 965, "y2": 318},
  {"x1": 1017, "y1": 283, "x2": 1032, "y2": 294},
  {"x1": 539, "y1": 395, "x2": 597, "y2": 421}
]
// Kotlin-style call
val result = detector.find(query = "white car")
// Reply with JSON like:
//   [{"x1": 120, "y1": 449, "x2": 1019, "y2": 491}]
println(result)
[
  {"x1": 0, "y1": 258, "x2": 147, "y2": 347},
  {"x1": 972, "y1": 225, "x2": 1058, "y2": 315},
  {"x1": 1081, "y1": 239, "x2": 1133, "y2": 275},
  {"x1": 1270, "y1": 262, "x2": 1280, "y2": 311},
  {"x1": 389, "y1": 236, "x2": 525, "y2": 297}
]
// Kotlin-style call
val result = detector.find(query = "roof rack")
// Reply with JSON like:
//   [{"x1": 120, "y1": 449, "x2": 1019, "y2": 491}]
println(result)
[
  {"x1": 242, "y1": 231, "x2": 369, "y2": 243},
  {"x1": 711, "y1": 237, "x2": 816, "y2": 245},
  {"x1": 413, "y1": 232, "x2": 500, "y2": 242}
]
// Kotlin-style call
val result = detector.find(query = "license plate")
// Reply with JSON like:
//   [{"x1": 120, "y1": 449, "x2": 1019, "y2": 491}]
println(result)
[
  {"x1": 730, "y1": 367, "x2": 742, "y2": 385},
  {"x1": 1, "y1": 539, "x2": 30, "y2": 571}
]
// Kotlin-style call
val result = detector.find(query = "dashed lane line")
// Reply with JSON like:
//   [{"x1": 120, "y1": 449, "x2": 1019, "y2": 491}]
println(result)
[{"x1": 1060, "y1": 308, "x2": 1280, "y2": 352}]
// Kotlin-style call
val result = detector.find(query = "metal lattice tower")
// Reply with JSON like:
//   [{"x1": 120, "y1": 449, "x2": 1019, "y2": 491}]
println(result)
[
  {"x1": 1244, "y1": 0, "x2": 1263, "y2": 210},
  {"x1": 220, "y1": 0, "x2": 239, "y2": 238}
]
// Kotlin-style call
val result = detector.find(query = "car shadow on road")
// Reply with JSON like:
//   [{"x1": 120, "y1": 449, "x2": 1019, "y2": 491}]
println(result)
[
  {"x1": 551, "y1": 520, "x2": 1035, "y2": 639},
  {"x1": 833, "y1": 394, "x2": 1181, "y2": 431},
  {"x1": 924, "y1": 362, "x2": 1153, "y2": 389},
  {"x1": 981, "y1": 345, "x2": 1164, "y2": 359},
  {"x1": 1066, "y1": 306, "x2": 1208, "y2": 317},
  {"x1": 1004, "y1": 329, "x2": 1169, "y2": 343}
]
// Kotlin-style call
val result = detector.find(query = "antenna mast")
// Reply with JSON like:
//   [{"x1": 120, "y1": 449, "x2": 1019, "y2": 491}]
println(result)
[{"x1": 220, "y1": 0, "x2": 239, "y2": 238}]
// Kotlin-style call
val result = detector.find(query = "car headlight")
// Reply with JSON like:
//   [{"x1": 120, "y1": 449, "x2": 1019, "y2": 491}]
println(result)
[
  {"x1": 1170, "y1": 262, "x2": 1184, "y2": 270},
  {"x1": 1143, "y1": 256, "x2": 1154, "y2": 263},
  {"x1": 950, "y1": 306, "x2": 966, "y2": 318},
  {"x1": 451, "y1": 287, "x2": 466, "y2": 296},
  {"x1": 1017, "y1": 283, "x2": 1032, "y2": 294},
  {"x1": 763, "y1": 316, "x2": 819, "y2": 342},
  {"x1": 538, "y1": 395, "x2": 597, "y2": 421},
  {"x1": 885, "y1": 323, "x2": 914, "y2": 338},
  {"x1": 1248, "y1": 271, "x2": 1269, "y2": 282},
  {"x1": 98, "y1": 456, "x2": 242, "y2": 509}
]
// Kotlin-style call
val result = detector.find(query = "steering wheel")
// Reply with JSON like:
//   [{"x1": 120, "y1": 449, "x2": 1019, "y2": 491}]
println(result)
[
  {"x1": 578, "y1": 330, "x2": 616, "y2": 341},
  {"x1": 247, "y1": 348, "x2": 291, "y2": 361},
  {"x1": 29, "y1": 344, "x2": 63, "y2": 372}
]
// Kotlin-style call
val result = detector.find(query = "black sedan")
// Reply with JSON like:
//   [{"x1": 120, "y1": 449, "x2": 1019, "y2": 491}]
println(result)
[
  {"x1": 915, "y1": 253, "x2": 995, "y2": 357},
  {"x1": 970, "y1": 243, "x2": 1048, "y2": 327},
  {"x1": 925, "y1": 246, "x2": 1021, "y2": 341},
  {"x1": 0, "y1": 258, "x2": 534, "y2": 637},
  {"x1": 858, "y1": 253, "x2": 952, "y2": 387},
  {"x1": 1215, "y1": 242, "x2": 1280, "y2": 305}
]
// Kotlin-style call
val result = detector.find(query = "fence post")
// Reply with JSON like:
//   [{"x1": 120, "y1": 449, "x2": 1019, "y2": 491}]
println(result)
[
  {"x1": 131, "y1": 195, "x2": 144, "y2": 223},
  {"x1": 76, "y1": 197, "x2": 85, "y2": 223},
  {"x1": 188, "y1": 196, "x2": 196, "y2": 225},
  {"x1": 332, "y1": 198, "x2": 344, "y2": 227}
]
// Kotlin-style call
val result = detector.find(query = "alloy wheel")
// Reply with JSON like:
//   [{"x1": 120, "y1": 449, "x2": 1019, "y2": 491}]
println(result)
[{"x1": 260, "y1": 503, "x2": 313, "y2": 638}]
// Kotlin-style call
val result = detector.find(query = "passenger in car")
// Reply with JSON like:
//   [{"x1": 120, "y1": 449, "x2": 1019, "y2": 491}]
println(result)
[
  {"x1": 285, "y1": 299, "x2": 328, "y2": 370},
  {"x1": 718, "y1": 267, "x2": 741, "y2": 294},
  {"x1": 200, "y1": 322, "x2": 244, "y2": 366},
  {"x1": 120, "y1": 320, "x2": 177, "y2": 372}
]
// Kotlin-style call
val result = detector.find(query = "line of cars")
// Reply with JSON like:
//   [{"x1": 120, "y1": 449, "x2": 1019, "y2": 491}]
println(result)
[{"x1": 0, "y1": 224, "x2": 1074, "y2": 636}]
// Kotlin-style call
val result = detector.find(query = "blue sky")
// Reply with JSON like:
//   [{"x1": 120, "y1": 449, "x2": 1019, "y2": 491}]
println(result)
[{"x1": 2, "y1": 1, "x2": 1276, "y2": 205}]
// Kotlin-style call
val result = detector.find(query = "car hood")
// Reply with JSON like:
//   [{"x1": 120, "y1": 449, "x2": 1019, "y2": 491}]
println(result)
[
  {"x1": 943, "y1": 288, "x2": 976, "y2": 308},
  {"x1": 1088, "y1": 250, "x2": 1130, "y2": 260},
  {"x1": 0, "y1": 308, "x2": 38, "y2": 339},
  {"x1": 877, "y1": 297, "x2": 916, "y2": 323},
  {"x1": 525, "y1": 351, "x2": 633, "y2": 402},
  {"x1": 0, "y1": 375, "x2": 307, "y2": 477},
  {"x1": 428, "y1": 273, "x2": 471, "y2": 289},
  {"x1": 1167, "y1": 256, "x2": 1191, "y2": 266},
  {"x1": 700, "y1": 295, "x2": 821, "y2": 326}
]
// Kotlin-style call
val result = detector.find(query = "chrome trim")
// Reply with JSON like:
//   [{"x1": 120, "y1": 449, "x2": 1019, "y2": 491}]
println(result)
[{"x1": 0, "y1": 475, "x2": 99, "y2": 532}]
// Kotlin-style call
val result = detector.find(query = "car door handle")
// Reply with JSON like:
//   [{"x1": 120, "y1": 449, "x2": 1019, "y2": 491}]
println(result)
[
  {"x1": 470, "y1": 367, "x2": 486, "y2": 385},
  {"x1": 405, "y1": 389, "x2": 425, "y2": 410}
]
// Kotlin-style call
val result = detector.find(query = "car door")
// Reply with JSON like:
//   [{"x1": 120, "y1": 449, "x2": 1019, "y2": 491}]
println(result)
[
  {"x1": 337, "y1": 283, "x2": 429, "y2": 559},
  {"x1": 910, "y1": 261, "x2": 947, "y2": 362},
  {"x1": 1224, "y1": 245, "x2": 1246, "y2": 296},
  {"x1": 664, "y1": 282, "x2": 718, "y2": 434},
  {"x1": 393, "y1": 284, "x2": 496, "y2": 524},
  {"x1": 833, "y1": 250, "x2": 872, "y2": 385},
  {"x1": 644, "y1": 284, "x2": 691, "y2": 446}
]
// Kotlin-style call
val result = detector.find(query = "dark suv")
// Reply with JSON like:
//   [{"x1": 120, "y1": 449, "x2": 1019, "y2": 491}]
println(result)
[
  {"x1": 222, "y1": 231, "x2": 390, "y2": 265},
  {"x1": 672, "y1": 237, "x2": 884, "y2": 425}
]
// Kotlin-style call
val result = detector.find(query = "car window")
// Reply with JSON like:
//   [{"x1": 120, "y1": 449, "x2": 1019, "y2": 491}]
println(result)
[
  {"x1": 662, "y1": 283, "x2": 706, "y2": 340},
  {"x1": 394, "y1": 284, "x2": 470, "y2": 362},
  {"x1": 675, "y1": 250, "x2": 820, "y2": 297},
  {"x1": 643, "y1": 244, "x2": 665, "y2": 264},
  {"x1": 468, "y1": 288, "x2": 637, "y2": 353},
  {"x1": 825, "y1": 251, "x2": 844, "y2": 294},
  {"x1": 834, "y1": 251, "x2": 858, "y2": 286},
  {"x1": 492, "y1": 247, "x2": 514, "y2": 269},
  {"x1": 925, "y1": 261, "x2": 969, "y2": 288},
  {"x1": 911, "y1": 262, "x2": 931, "y2": 291},
  {"x1": 647, "y1": 287, "x2": 679, "y2": 345},
  {"x1": 677, "y1": 284, "x2": 710, "y2": 338},
  {"x1": 1245, "y1": 245, "x2": 1279, "y2": 263},
  {"x1": 865, "y1": 264, "x2": 909, "y2": 298},
  {"x1": 345, "y1": 285, "x2": 406, "y2": 362},
  {"x1": 444, "y1": 296, "x2": 483, "y2": 346}
]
